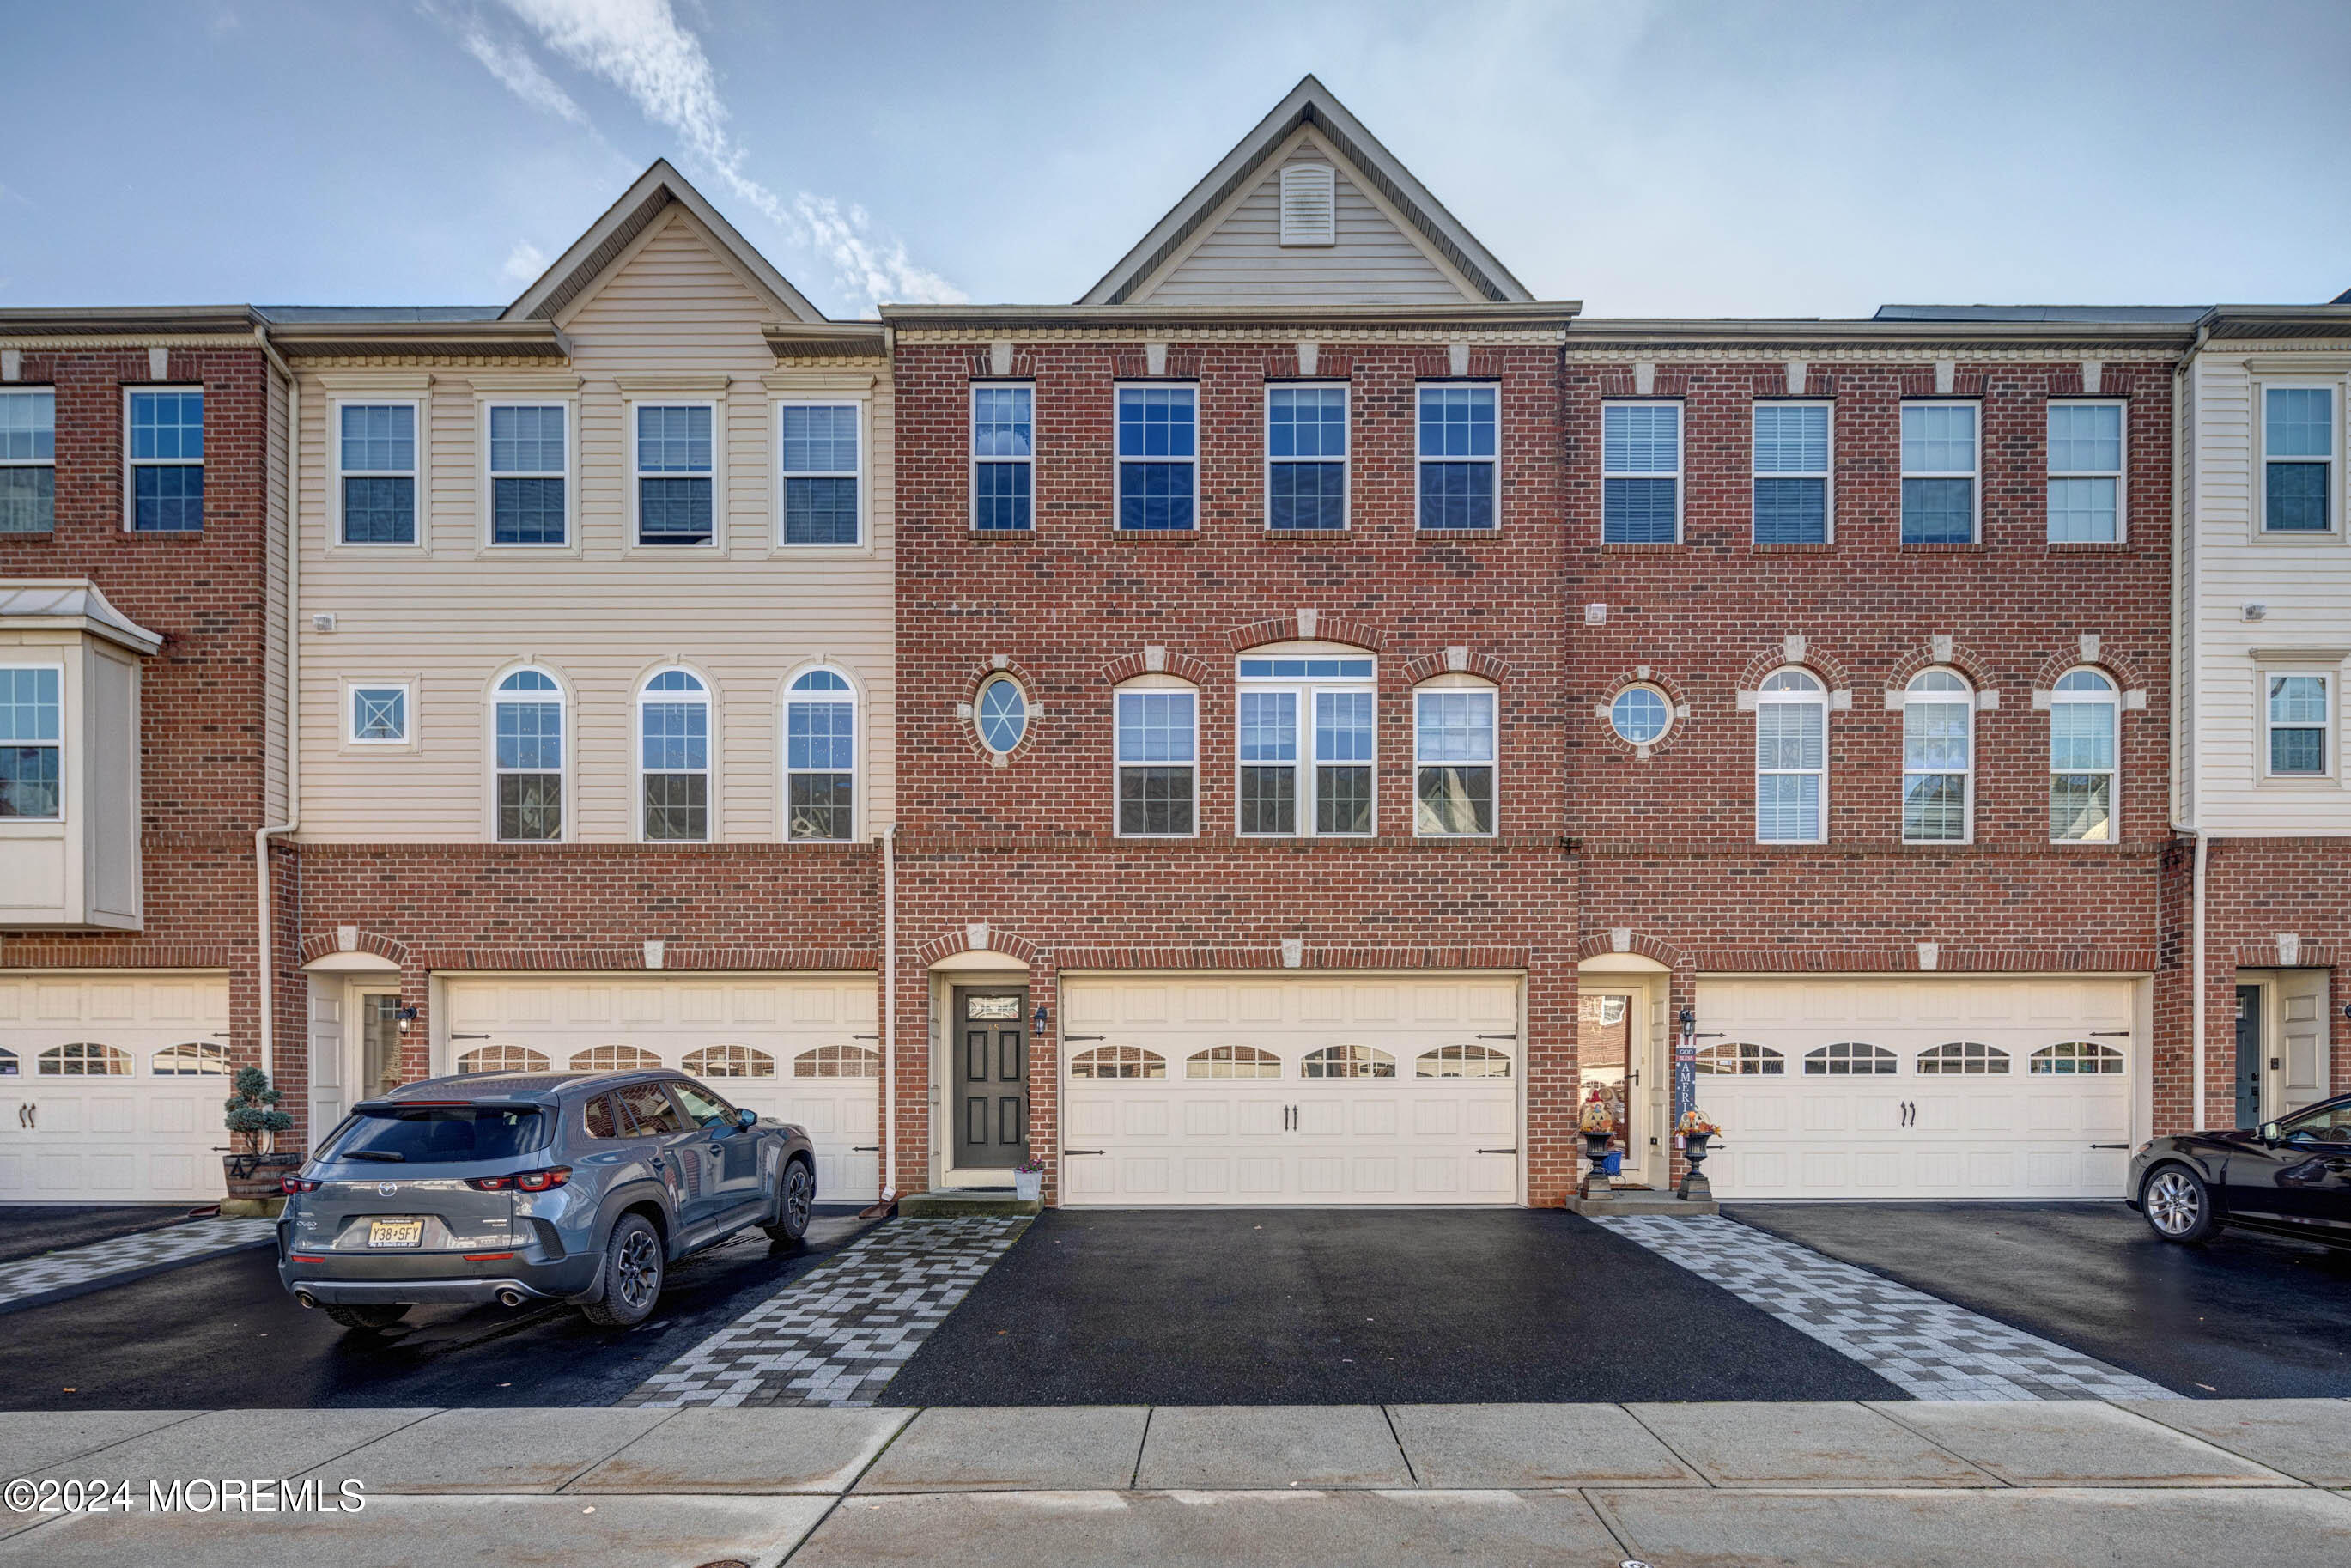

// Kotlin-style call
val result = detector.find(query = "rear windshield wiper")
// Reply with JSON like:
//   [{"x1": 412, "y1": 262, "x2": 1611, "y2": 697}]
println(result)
[{"x1": 341, "y1": 1150, "x2": 406, "y2": 1162}]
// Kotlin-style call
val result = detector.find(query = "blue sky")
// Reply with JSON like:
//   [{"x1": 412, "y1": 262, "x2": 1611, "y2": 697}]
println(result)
[{"x1": 2, "y1": 1, "x2": 2345, "y2": 319}]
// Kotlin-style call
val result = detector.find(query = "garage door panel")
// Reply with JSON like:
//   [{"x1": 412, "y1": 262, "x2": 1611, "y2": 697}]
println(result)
[
  {"x1": 1965, "y1": 1096, "x2": 2012, "y2": 1133},
  {"x1": 1352, "y1": 1101, "x2": 1397, "y2": 1136}
]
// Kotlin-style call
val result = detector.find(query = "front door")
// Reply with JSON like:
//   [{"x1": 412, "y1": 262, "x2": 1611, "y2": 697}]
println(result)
[
  {"x1": 2235, "y1": 984, "x2": 2264, "y2": 1129},
  {"x1": 359, "y1": 993, "x2": 403, "y2": 1101},
  {"x1": 1579, "y1": 991, "x2": 1637, "y2": 1182},
  {"x1": 953, "y1": 988, "x2": 1028, "y2": 1171}
]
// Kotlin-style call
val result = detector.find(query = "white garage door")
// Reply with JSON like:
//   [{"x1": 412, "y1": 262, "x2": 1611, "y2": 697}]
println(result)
[
  {"x1": 1059, "y1": 974, "x2": 1521, "y2": 1206},
  {"x1": 440, "y1": 975, "x2": 881, "y2": 1202},
  {"x1": 1693, "y1": 977, "x2": 2138, "y2": 1200},
  {"x1": 0, "y1": 973, "x2": 234, "y2": 1204}
]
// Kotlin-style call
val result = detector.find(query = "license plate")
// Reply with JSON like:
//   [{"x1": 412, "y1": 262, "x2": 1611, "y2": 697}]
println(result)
[{"x1": 367, "y1": 1219, "x2": 423, "y2": 1249}]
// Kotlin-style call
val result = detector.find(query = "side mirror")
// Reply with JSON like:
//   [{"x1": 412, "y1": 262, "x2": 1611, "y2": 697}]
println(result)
[
  {"x1": 735, "y1": 1106, "x2": 759, "y2": 1131},
  {"x1": 2259, "y1": 1121, "x2": 2281, "y2": 1146}
]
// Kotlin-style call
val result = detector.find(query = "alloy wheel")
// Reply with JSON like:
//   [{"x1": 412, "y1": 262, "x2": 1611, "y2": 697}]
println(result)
[
  {"x1": 785, "y1": 1163, "x2": 814, "y2": 1230},
  {"x1": 616, "y1": 1226, "x2": 660, "y2": 1309},
  {"x1": 2146, "y1": 1169, "x2": 2202, "y2": 1236}
]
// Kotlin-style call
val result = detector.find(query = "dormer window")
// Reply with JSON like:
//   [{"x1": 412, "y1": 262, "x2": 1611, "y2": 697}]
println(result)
[{"x1": 1279, "y1": 163, "x2": 1336, "y2": 246}]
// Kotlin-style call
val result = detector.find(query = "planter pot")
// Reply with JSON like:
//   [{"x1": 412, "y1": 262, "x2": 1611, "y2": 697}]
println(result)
[
  {"x1": 223, "y1": 1152, "x2": 300, "y2": 1202},
  {"x1": 1683, "y1": 1131, "x2": 1712, "y2": 1166},
  {"x1": 1013, "y1": 1170, "x2": 1042, "y2": 1202}
]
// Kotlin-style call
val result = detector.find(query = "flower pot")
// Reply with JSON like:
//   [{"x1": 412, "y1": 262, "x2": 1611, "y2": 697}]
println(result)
[
  {"x1": 1683, "y1": 1131, "x2": 1712, "y2": 1165},
  {"x1": 223, "y1": 1152, "x2": 299, "y2": 1202},
  {"x1": 1013, "y1": 1170, "x2": 1042, "y2": 1202}
]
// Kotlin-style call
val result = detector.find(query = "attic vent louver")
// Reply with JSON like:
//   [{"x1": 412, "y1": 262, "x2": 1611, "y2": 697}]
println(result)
[{"x1": 1279, "y1": 163, "x2": 1336, "y2": 247}]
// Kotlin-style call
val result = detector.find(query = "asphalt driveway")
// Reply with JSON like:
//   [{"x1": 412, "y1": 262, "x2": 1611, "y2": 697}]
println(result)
[
  {"x1": 1730, "y1": 1201, "x2": 2351, "y2": 1399},
  {"x1": 882, "y1": 1208, "x2": 1902, "y2": 1407},
  {"x1": 0, "y1": 1205, "x2": 197, "y2": 1266}
]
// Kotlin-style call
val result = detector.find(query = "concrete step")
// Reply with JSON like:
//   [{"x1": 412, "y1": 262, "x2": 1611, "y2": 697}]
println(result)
[
  {"x1": 896, "y1": 1188, "x2": 1042, "y2": 1219},
  {"x1": 1564, "y1": 1189, "x2": 1718, "y2": 1217}
]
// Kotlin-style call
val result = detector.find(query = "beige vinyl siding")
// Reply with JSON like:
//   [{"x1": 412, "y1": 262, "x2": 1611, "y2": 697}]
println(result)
[
  {"x1": 1133, "y1": 131, "x2": 1481, "y2": 306},
  {"x1": 295, "y1": 206, "x2": 895, "y2": 844}
]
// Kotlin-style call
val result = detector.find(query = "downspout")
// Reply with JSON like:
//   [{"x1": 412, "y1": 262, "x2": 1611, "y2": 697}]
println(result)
[
  {"x1": 252, "y1": 324, "x2": 298, "y2": 1082},
  {"x1": 882, "y1": 823, "x2": 898, "y2": 1200}
]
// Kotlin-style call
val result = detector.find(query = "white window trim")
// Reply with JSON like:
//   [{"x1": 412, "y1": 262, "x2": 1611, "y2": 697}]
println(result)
[
  {"x1": 480, "y1": 398, "x2": 576, "y2": 552},
  {"x1": 1264, "y1": 381, "x2": 1350, "y2": 532},
  {"x1": 329, "y1": 397, "x2": 425, "y2": 549},
  {"x1": 488, "y1": 665, "x2": 570, "y2": 843},
  {"x1": 775, "y1": 397, "x2": 868, "y2": 551},
  {"x1": 0, "y1": 388, "x2": 56, "y2": 531},
  {"x1": 343, "y1": 678, "x2": 415, "y2": 749},
  {"x1": 1900, "y1": 670, "x2": 1974, "y2": 846},
  {"x1": 1413, "y1": 673, "x2": 1499, "y2": 840},
  {"x1": 1607, "y1": 682, "x2": 1675, "y2": 750},
  {"x1": 1235, "y1": 656, "x2": 1378, "y2": 838},
  {"x1": 0, "y1": 661, "x2": 65, "y2": 824},
  {"x1": 969, "y1": 381, "x2": 1035, "y2": 532},
  {"x1": 2257, "y1": 665, "x2": 2340, "y2": 785},
  {"x1": 2047, "y1": 667, "x2": 2121, "y2": 844},
  {"x1": 121, "y1": 384, "x2": 204, "y2": 533},
  {"x1": 2045, "y1": 396, "x2": 2126, "y2": 544},
  {"x1": 2255, "y1": 380, "x2": 2342, "y2": 540},
  {"x1": 1754, "y1": 668, "x2": 1828, "y2": 845},
  {"x1": 625, "y1": 398, "x2": 724, "y2": 552},
  {"x1": 1113, "y1": 381, "x2": 1199, "y2": 533},
  {"x1": 1601, "y1": 398, "x2": 1684, "y2": 544},
  {"x1": 1112, "y1": 675, "x2": 1199, "y2": 839},
  {"x1": 782, "y1": 664, "x2": 861, "y2": 842},
  {"x1": 1899, "y1": 398, "x2": 1982, "y2": 545},
  {"x1": 633, "y1": 665, "x2": 717, "y2": 842},
  {"x1": 1414, "y1": 381, "x2": 1501, "y2": 532},
  {"x1": 1751, "y1": 398, "x2": 1833, "y2": 544}
]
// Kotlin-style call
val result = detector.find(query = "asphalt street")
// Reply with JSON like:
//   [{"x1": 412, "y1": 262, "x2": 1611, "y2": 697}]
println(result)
[
  {"x1": 882, "y1": 1207, "x2": 1904, "y2": 1406},
  {"x1": 0, "y1": 1207, "x2": 878, "y2": 1411},
  {"x1": 1729, "y1": 1200, "x2": 2351, "y2": 1398}
]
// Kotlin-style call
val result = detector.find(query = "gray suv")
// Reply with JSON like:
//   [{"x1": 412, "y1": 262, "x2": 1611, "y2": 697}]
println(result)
[{"x1": 276, "y1": 1069, "x2": 817, "y2": 1332}]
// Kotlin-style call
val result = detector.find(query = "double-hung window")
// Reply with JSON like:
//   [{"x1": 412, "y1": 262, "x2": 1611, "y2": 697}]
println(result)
[
  {"x1": 1752, "y1": 402, "x2": 1829, "y2": 544},
  {"x1": 1115, "y1": 686, "x2": 1196, "y2": 836},
  {"x1": 1236, "y1": 655, "x2": 1376, "y2": 836},
  {"x1": 1416, "y1": 684, "x2": 1496, "y2": 836},
  {"x1": 0, "y1": 667, "x2": 62, "y2": 819},
  {"x1": 1116, "y1": 386, "x2": 1194, "y2": 531},
  {"x1": 127, "y1": 389, "x2": 204, "y2": 532},
  {"x1": 338, "y1": 403, "x2": 418, "y2": 544},
  {"x1": 2265, "y1": 672, "x2": 2332, "y2": 778},
  {"x1": 489, "y1": 404, "x2": 567, "y2": 546},
  {"x1": 635, "y1": 404, "x2": 714, "y2": 546},
  {"x1": 785, "y1": 668, "x2": 856, "y2": 840},
  {"x1": 2047, "y1": 400, "x2": 2123, "y2": 542},
  {"x1": 972, "y1": 385, "x2": 1033, "y2": 531},
  {"x1": 494, "y1": 669, "x2": 563, "y2": 841},
  {"x1": 1418, "y1": 385, "x2": 1497, "y2": 529},
  {"x1": 2048, "y1": 669, "x2": 2117, "y2": 842},
  {"x1": 781, "y1": 404, "x2": 860, "y2": 544},
  {"x1": 1901, "y1": 670, "x2": 1972, "y2": 842},
  {"x1": 1754, "y1": 669, "x2": 1827, "y2": 843},
  {"x1": 1602, "y1": 402, "x2": 1681, "y2": 544},
  {"x1": 1267, "y1": 385, "x2": 1347, "y2": 530},
  {"x1": 2263, "y1": 386, "x2": 2335, "y2": 533},
  {"x1": 639, "y1": 670, "x2": 710, "y2": 840},
  {"x1": 1900, "y1": 402, "x2": 1977, "y2": 544},
  {"x1": 0, "y1": 390, "x2": 54, "y2": 534}
]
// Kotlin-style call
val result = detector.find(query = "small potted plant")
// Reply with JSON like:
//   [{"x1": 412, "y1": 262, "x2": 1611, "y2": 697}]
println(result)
[
  {"x1": 1012, "y1": 1154, "x2": 1045, "y2": 1203},
  {"x1": 222, "y1": 1066, "x2": 297, "y2": 1213},
  {"x1": 1675, "y1": 1108, "x2": 1722, "y2": 1201}
]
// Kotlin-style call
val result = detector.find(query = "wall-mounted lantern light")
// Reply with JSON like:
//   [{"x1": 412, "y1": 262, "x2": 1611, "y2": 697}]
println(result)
[{"x1": 1031, "y1": 1004, "x2": 1050, "y2": 1037}]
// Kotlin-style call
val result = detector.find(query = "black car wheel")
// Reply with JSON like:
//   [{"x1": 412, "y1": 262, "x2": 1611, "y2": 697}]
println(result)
[
  {"x1": 764, "y1": 1158, "x2": 814, "y2": 1246},
  {"x1": 580, "y1": 1213, "x2": 665, "y2": 1328},
  {"x1": 322, "y1": 1303, "x2": 411, "y2": 1331},
  {"x1": 2142, "y1": 1164, "x2": 2220, "y2": 1243}
]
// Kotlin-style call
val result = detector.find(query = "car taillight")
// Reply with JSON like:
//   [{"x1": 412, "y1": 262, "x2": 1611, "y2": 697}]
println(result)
[
  {"x1": 282, "y1": 1175, "x2": 320, "y2": 1194},
  {"x1": 465, "y1": 1175, "x2": 513, "y2": 1191},
  {"x1": 514, "y1": 1166, "x2": 572, "y2": 1192}
]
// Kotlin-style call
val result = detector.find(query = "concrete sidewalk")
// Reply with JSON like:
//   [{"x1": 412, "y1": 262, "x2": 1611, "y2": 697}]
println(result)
[{"x1": 2, "y1": 1399, "x2": 2348, "y2": 1565}]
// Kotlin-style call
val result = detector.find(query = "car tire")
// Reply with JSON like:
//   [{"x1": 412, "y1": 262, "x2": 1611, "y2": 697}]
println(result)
[
  {"x1": 579, "y1": 1213, "x2": 665, "y2": 1328},
  {"x1": 322, "y1": 1303, "x2": 411, "y2": 1331},
  {"x1": 2141, "y1": 1164, "x2": 2220, "y2": 1244},
  {"x1": 762, "y1": 1158, "x2": 815, "y2": 1247}
]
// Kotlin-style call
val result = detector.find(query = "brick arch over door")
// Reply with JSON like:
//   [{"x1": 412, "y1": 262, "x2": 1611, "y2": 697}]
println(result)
[
  {"x1": 1228, "y1": 613, "x2": 1385, "y2": 653},
  {"x1": 916, "y1": 923, "x2": 1043, "y2": 969},
  {"x1": 297, "y1": 928, "x2": 411, "y2": 969},
  {"x1": 1576, "y1": 930, "x2": 1689, "y2": 969}
]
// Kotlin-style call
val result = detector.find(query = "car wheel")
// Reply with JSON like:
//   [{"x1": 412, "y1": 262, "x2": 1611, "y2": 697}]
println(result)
[
  {"x1": 579, "y1": 1214, "x2": 665, "y2": 1328},
  {"x1": 2142, "y1": 1164, "x2": 2220, "y2": 1244},
  {"x1": 763, "y1": 1158, "x2": 814, "y2": 1246},
  {"x1": 322, "y1": 1303, "x2": 411, "y2": 1331}
]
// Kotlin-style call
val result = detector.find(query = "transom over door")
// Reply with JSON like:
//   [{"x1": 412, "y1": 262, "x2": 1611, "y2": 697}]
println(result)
[{"x1": 954, "y1": 988, "x2": 1029, "y2": 1170}]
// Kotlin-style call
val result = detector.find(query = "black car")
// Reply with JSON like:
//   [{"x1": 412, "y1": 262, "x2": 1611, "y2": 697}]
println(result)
[{"x1": 2129, "y1": 1092, "x2": 2351, "y2": 1247}]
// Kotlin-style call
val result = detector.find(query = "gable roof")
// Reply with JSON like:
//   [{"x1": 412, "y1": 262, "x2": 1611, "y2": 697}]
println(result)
[
  {"x1": 1080, "y1": 76, "x2": 1531, "y2": 307},
  {"x1": 501, "y1": 160, "x2": 827, "y2": 325}
]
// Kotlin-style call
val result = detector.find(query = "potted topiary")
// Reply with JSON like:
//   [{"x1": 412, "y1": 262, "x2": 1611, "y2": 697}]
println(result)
[
  {"x1": 222, "y1": 1066, "x2": 298, "y2": 1213},
  {"x1": 1012, "y1": 1154, "x2": 1045, "y2": 1203}
]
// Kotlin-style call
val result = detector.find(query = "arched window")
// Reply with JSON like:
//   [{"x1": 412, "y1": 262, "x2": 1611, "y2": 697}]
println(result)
[
  {"x1": 1299, "y1": 1044, "x2": 1395, "y2": 1079},
  {"x1": 1415, "y1": 677, "x2": 1497, "y2": 837},
  {"x1": 786, "y1": 668, "x2": 856, "y2": 841},
  {"x1": 791, "y1": 1044, "x2": 879, "y2": 1079},
  {"x1": 495, "y1": 668, "x2": 564, "y2": 842},
  {"x1": 0, "y1": 1048, "x2": 17, "y2": 1078},
  {"x1": 1804, "y1": 1042, "x2": 1896, "y2": 1076},
  {"x1": 1187, "y1": 1044, "x2": 1281, "y2": 1079},
  {"x1": 1756, "y1": 668, "x2": 1827, "y2": 843},
  {"x1": 1115, "y1": 680, "x2": 1197, "y2": 836},
  {"x1": 1416, "y1": 1043, "x2": 1512, "y2": 1079},
  {"x1": 685, "y1": 1045, "x2": 777, "y2": 1079},
  {"x1": 639, "y1": 669, "x2": 710, "y2": 842},
  {"x1": 570, "y1": 1044, "x2": 662, "y2": 1073},
  {"x1": 152, "y1": 1042, "x2": 228, "y2": 1076},
  {"x1": 1917, "y1": 1041, "x2": 2010, "y2": 1075},
  {"x1": 1069, "y1": 1045, "x2": 1166, "y2": 1079},
  {"x1": 1610, "y1": 684, "x2": 1671, "y2": 746},
  {"x1": 1695, "y1": 1041, "x2": 1784, "y2": 1076},
  {"x1": 1903, "y1": 669, "x2": 1972, "y2": 842},
  {"x1": 39, "y1": 1042, "x2": 130, "y2": 1076},
  {"x1": 976, "y1": 674, "x2": 1027, "y2": 754},
  {"x1": 2031, "y1": 1041, "x2": 2125, "y2": 1075},
  {"x1": 2050, "y1": 669, "x2": 2117, "y2": 842},
  {"x1": 458, "y1": 1044, "x2": 550, "y2": 1074}
]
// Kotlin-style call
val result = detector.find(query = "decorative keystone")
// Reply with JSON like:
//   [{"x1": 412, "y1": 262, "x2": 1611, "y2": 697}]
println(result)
[
  {"x1": 1917, "y1": 942, "x2": 1940, "y2": 971},
  {"x1": 336, "y1": 925, "x2": 359, "y2": 953},
  {"x1": 1445, "y1": 646, "x2": 1469, "y2": 672},
  {"x1": 1143, "y1": 645, "x2": 1167, "y2": 673},
  {"x1": 989, "y1": 339, "x2": 1013, "y2": 376},
  {"x1": 1297, "y1": 341, "x2": 1319, "y2": 376},
  {"x1": 966, "y1": 922, "x2": 990, "y2": 951},
  {"x1": 1281, "y1": 939, "x2": 1303, "y2": 969},
  {"x1": 1610, "y1": 927, "x2": 1632, "y2": 954},
  {"x1": 1783, "y1": 634, "x2": 1807, "y2": 662},
  {"x1": 643, "y1": 939, "x2": 665, "y2": 970},
  {"x1": 2277, "y1": 933, "x2": 2301, "y2": 966},
  {"x1": 1296, "y1": 608, "x2": 1318, "y2": 638}
]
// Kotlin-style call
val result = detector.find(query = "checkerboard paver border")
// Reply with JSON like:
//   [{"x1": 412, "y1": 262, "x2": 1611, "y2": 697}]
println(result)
[{"x1": 0, "y1": 1219, "x2": 279, "y2": 1310}]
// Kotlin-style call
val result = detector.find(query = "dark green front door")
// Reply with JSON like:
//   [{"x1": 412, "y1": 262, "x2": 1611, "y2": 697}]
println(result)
[{"x1": 953, "y1": 988, "x2": 1029, "y2": 1170}]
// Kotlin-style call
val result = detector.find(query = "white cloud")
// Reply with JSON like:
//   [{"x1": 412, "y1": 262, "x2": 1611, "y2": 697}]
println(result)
[
  {"x1": 453, "y1": 15, "x2": 589, "y2": 125},
  {"x1": 501, "y1": 240, "x2": 550, "y2": 286}
]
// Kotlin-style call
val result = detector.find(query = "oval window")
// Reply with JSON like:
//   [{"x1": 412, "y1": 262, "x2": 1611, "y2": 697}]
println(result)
[
  {"x1": 1610, "y1": 685, "x2": 1669, "y2": 744},
  {"x1": 977, "y1": 676, "x2": 1027, "y2": 753}
]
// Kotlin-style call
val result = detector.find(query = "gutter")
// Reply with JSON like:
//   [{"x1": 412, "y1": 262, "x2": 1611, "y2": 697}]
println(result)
[{"x1": 251, "y1": 325, "x2": 298, "y2": 1085}]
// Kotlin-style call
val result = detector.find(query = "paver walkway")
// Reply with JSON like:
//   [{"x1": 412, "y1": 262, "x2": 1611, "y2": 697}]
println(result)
[
  {"x1": 1596, "y1": 1212, "x2": 2178, "y2": 1401},
  {"x1": 0, "y1": 1219, "x2": 277, "y2": 1313}
]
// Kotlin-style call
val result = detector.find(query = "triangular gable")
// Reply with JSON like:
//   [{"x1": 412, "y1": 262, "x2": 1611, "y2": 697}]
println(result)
[
  {"x1": 1082, "y1": 76, "x2": 1529, "y2": 307},
  {"x1": 502, "y1": 160, "x2": 827, "y2": 325}
]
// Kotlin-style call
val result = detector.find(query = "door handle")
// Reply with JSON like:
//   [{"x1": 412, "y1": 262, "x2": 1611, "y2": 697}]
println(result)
[
  {"x1": 852, "y1": 1145, "x2": 880, "y2": 1152},
  {"x1": 1064, "y1": 1149, "x2": 1105, "y2": 1157},
  {"x1": 2089, "y1": 1143, "x2": 2132, "y2": 1150},
  {"x1": 1476, "y1": 1148, "x2": 1518, "y2": 1154}
]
